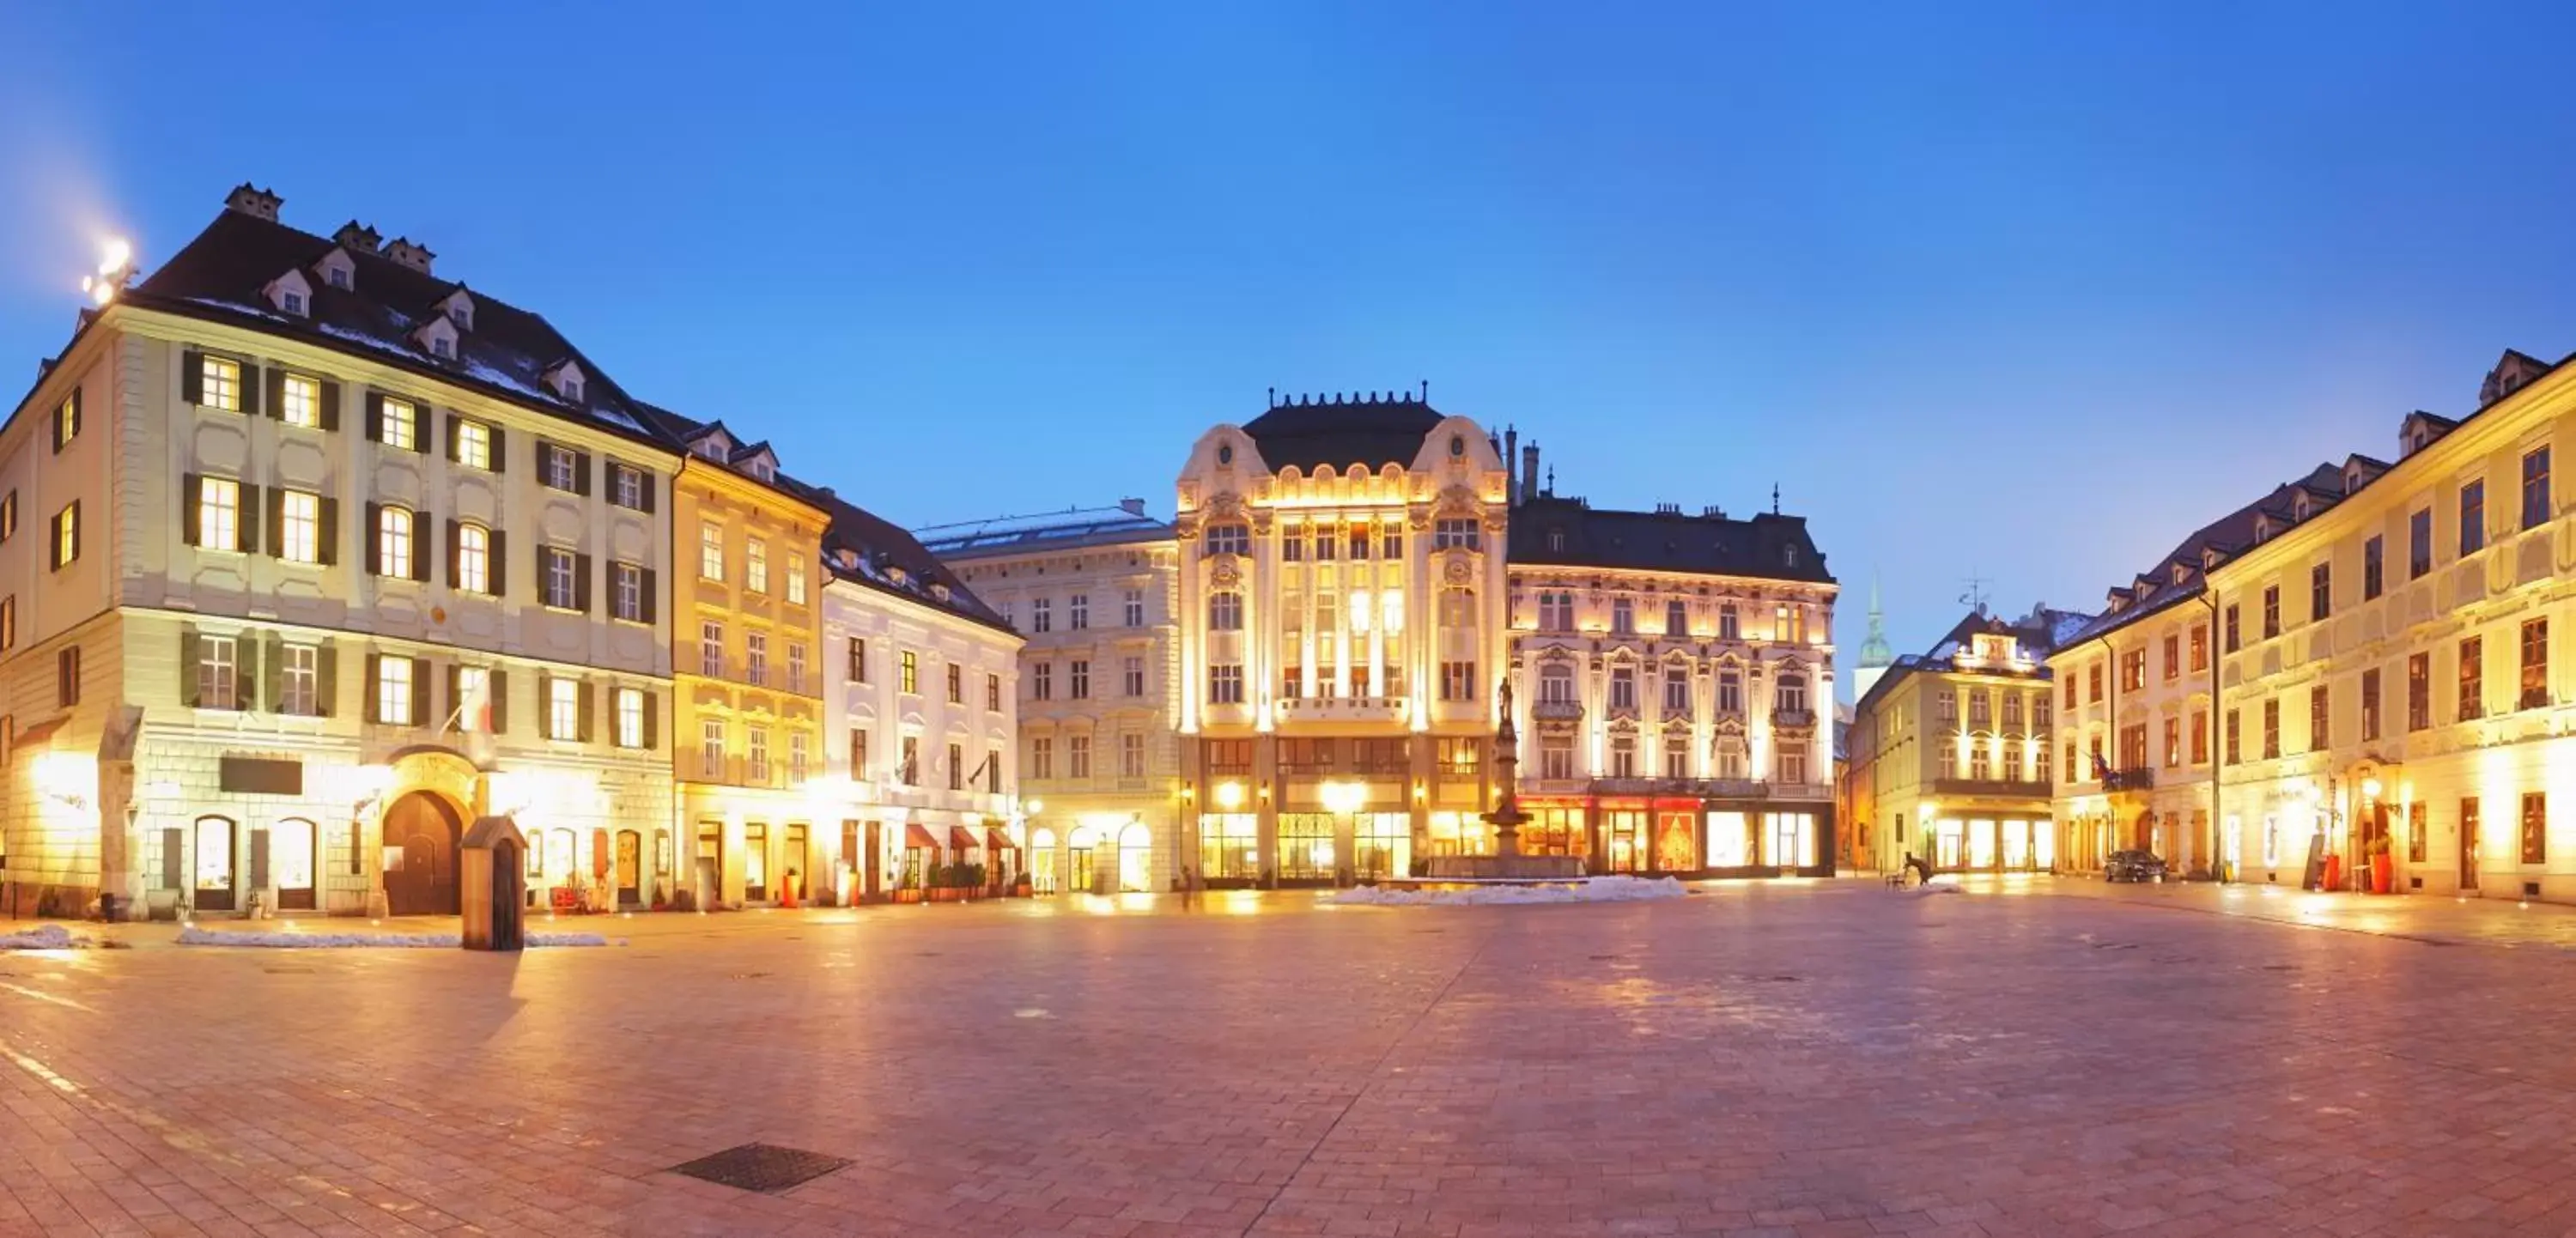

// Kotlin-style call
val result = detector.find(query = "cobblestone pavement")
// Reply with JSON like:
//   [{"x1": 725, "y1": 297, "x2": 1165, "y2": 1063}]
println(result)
[{"x1": 8, "y1": 882, "x2": 2576, "y2": 1237}]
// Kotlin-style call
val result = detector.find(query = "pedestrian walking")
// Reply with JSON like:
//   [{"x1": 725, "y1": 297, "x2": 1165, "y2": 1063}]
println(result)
[{"x1": 1180, "y1": 865, "x2": 1199, "y2": 912}]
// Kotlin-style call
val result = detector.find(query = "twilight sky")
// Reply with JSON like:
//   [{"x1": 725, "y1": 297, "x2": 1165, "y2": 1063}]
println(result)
[{"x1": 7, "y1": 3, "x2": 2576, "y2": 699}]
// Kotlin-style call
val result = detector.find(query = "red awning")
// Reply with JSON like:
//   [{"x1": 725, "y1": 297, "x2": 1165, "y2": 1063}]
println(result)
[
  {"x1": 904, "y1": 823, "x2": 941, "y2": 850},
  {"x1": 948, "y1": 826, "x2": 981, "y2": 851},
  {"x1": 987, "y1": 828, "x2": 1018, "y2": 852}
]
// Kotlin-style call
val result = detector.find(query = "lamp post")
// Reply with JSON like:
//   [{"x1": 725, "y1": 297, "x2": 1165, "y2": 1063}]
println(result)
[{"x1": 1320, "y1": 780, "x2": 1364, "y2": 886}]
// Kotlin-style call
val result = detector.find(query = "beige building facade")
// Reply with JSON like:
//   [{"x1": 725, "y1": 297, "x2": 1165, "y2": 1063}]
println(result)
[{"x1": 1848, "y1": 609, "x2": 2075, "y2": 876}]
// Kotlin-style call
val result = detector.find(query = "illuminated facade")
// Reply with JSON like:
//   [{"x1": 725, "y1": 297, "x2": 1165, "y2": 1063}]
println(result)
[
  {"x1": 1504, "y1": 478, "x2": 1840, "y2": 877},
  {"x1": 0, "y1": 185, "x2": 677, "y2": 919},
  {"x1": 811, "y1": 495, "x2": 1023, "y2": 900},
  {"x1": 1846, "y1": 608, "x2": 2079, "y2": 875},
  {"x1": 2049, "y1": 462, "x2": 2347, "y2": 877},
  {"x1": 2210, "y1": 349, "x2": 2576, "y2": 902},
  {"x1": 1174, "y1": 393, "x2": 1511, "y2": 885},
  {"x1": 643, "y1": 413, "x2": 831, "y2": 907},
  {"x1": 920, "y1": 503, "x2": 1180, "y2": 895}
]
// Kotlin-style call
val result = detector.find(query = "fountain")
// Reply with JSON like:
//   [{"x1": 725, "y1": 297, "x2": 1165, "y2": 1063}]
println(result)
[{"x1": 1424, "y1": 681, "x2": 1586, "y2": 882}]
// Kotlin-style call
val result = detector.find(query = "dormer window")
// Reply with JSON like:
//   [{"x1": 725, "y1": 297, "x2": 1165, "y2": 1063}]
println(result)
[
  {"x1": 328, "y1": 266, "x2": 350, "y2": 290},
  {"x1": 431, "y1": 337, "x2": 453, "y2": 359},
  {"x1": 266, "y1": 270, "x2": 313, "y2": 318},
  {"x1": 747, "y1": 459, "x2": 772, "y2": 482},
  {"x1": 414, "y1": 314, "x2": 459, "y2": 361},
  {"x1": 442, "y1": 291, "x2": 475, "y2": 331},
  {"x1": 696, "y1": 440, "x2": 725, "y2": 461},
  {"x1": 315, "y1": 249, "x2": 355, "y2": 293},
  {"x1": 283, "y1": 291, "x2": 305, "y2": 316},
  {"x1": 562, "y1": 374, "x2": 583, "y2": 402}
]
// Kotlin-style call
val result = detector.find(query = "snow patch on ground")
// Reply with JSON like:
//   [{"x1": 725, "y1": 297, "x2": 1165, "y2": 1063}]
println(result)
[
  {"x1": 0, "y1": 924, "x2": 88, "y2": 950},
  {"x1": 177, "y1": 926, "x2": 617, "y2": 949},
  {"x1": 1326, "y1": 877, "x2": 1688, "y2": 907},
  {"x1": 1909, "y1": 881, "x2": 1965, "y2": 897}
]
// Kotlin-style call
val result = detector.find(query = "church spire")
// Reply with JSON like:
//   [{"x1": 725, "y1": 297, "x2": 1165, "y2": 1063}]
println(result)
[{"x1": 1854, "y1": 573, "x2": 1896, "y2": 701}]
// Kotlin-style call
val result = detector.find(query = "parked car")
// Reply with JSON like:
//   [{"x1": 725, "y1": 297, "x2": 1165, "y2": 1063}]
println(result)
[{"x1": 2105, "y1": 850, "x2": 2167, "y2": 883}]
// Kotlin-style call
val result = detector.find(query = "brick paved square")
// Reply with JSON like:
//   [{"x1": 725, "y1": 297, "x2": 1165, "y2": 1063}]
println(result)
[{"x1": 6, "y1": 881, "x2": 2576, "y2": 1236}]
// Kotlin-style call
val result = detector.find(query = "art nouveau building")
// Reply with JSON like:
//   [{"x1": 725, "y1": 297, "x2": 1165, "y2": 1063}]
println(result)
[
  {"x1": 2049, "y1": 463, "x2": 2348, "y2": 877},
  {"x1": 639, "y1": 411, "x2": 830, "y2": 907},
  {"x1": 920, "y1": 502, "x2": 1181, "y2": 894},
  {"x1": 807, "y1": 489, "x2": 1022, "y2": 900},
  {"x1": 0, "y1": 185, "x2": 677, "y2": 919},
  {"x1": 2210, "y1": 349, "x2": 2576, "y2": 903},
  {"x1": 1846, "y1": 607, "x2": 2079, "y2": 875},
  {"x1": 1175, "y1": 394, "x2": 1511, "y2": 886},
  {"x1": 1504, "y1": 478, "x2": 1839, "y2": 877}
]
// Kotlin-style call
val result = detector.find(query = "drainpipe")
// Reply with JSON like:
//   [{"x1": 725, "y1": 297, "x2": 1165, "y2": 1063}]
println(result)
[{"x1": 2196, "y1": 588, "x2": 2222, "y2": 883}]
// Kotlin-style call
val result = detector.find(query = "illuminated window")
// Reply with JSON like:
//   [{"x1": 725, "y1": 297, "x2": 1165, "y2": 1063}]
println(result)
[
  {"x1": 279, "y1": 491, "x2": 319, "y2": 563},
  {"x1": 52, "y1": 501, "x2": 79, "y2": 570},
  {"x1": 747, "y1": 538, "x2": 769, "y2": 593},
  {"x1": 700, "y1": 719, "x2": 725, "y2": 778},
  {"x1": 748, "y1": 727, "x2": 770, "y2": 782},
  {"x1": 616, "y1": 687, "x2": 646, "y2": 749},
  {"x1": 700, "y1": 521, "x2": 724, "y2": 580},
  {"x1": 279, "y1": 373, "x2": 320, "y2": 428},
  {"x1": 279, "y1": 645, "x2": 317, "y2": 716},
  {"x1": 700, "y1": 622, "x2": 724, "y2": 677},
  {"x1": 787, "y1": 557, "x2": 807, "y2": 605},
  {"x1": 455, "y1": 418, "x2": 491, "y2": 470},
  {"x1": 197, "y1": 634, "x2": 239, "y2": 710},
  {"x1": 548, "y1": 677, "x2": 580, "y2": 740},
  {"x1": 900, "y1": 650, "x2": 918, "y2": 695},
  {"x1": 790, "y1": 644, "x2": 809, "y2": 694},
  {"x1": 457, "y1": 524, "x2": 490, "y2": 594},
  {"x1": 199, "y1": 356, "x2": 241, "y2": 410},
  {"x1": 746, "y1": 633, "x2": 769, "y2": 685},
  {"x1": 2459, "y1": 635, "x2": 2484, "y2": 721},
  {"x1": 376, "y1": 655, "x2": 412, "y2": 725},
  {"x1": 380, "y1": 397, "x2": 416, "y2": 449},
  {"x1": 198, "y1": 478, "x2": 240, "y2": 552},
  {"x1": 377, "y1": 507, "x2": 412, "y2": 577}
]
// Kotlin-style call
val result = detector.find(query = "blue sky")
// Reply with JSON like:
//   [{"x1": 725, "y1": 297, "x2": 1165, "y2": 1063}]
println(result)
[{"x1": 7, "y1": 3, "x2": 2575, "y2": 698}]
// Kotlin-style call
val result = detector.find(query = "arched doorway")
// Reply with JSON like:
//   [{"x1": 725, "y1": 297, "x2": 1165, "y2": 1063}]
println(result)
[
  {"x1": 382, "y1": 792, "x2": 463, "y2": 916},
  {"x1": 1030, "y1": 828, "x2": 1058, "y2": 895},
  {"x1": 1117, "y1": 822, "x2": 1152, "y2": 892},
  {"x1": 1067, "y1": 824, "x2": 1098, "y2": 895}
]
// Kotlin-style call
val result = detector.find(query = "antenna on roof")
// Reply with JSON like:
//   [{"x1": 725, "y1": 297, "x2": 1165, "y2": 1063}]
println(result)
[
  {"x1": 1267, "y1": 385, "x2": 1276, "y2": 408},
  {"x1": 1771, "y1": 483, "x2": 1780, "y2": 515},
  {"x1": 1959, "y1": 571, "x2": 1991, "y2": 614},
  {"x1": 1419, "y1": 379, "x2": 1429, "y2": 401}
]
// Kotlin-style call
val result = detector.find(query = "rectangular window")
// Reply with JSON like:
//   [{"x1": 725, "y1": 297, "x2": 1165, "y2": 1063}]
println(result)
[
  {"x1": 2523, "y1": 792, "x2": 2548, "y2": 865},
  {"x1": 2120, "y1": 650, "x2": 2144, "y2": 692},
  {"x1": 1664, "y1": 667, "x2": 1689, "y2": 713},
  {"x1": 1031, "y1": 598, "x2": 1053, "y2": 633},
  {"x1": 791, "y1": 732, "x2": 811, "y2": 783},
  {"x1": 2262, "y1": 585, "x2": 2281, "y2": 640},
  {"x1": 701, "y1": 719, "x2": 726, "y2": 778},
  {"x1": 2224, "y1": 604, "x2": 2240, "y2": 652},
  {"x1": 899, "y1": 735, "x2": 920, "y2": 783},
  {"x1": 2310, "y1": 562, "x2": 2330, "y2": 622},
  {"x1": 2526, "y1": 446, "x2": 2553, "y2": 531},
  {"x1": 746, "y1": 633, "x2": 768, "y2": 685},
  {"x1": 198, "y1": 635, "x2": 239, "y2": 710},
  {"x1": 2262, "y1": 698, "x2": 2280, "y2": 760},
  {"x1": 2523, "y1": 618, "x2": 2549, "y2": 710},
  {"x1": 700, "y1": 521, "x2": 725, "y2": 580},
  {"x1": 899, "y1": 650, "x2": 918, "y2": 694},
  {"x1": 1068, "y1": 593, "x2": 1089, "y2": 630},
  {"x1": 2461, "y1": 479, "x2": 2487, "y2": 555},
  {"x1": 544, "y1": 444, "x2": 577, "y2": 492},
  {"x1": 849, "y1": 728, "x2": 870, "y2": 780},
  {"x1": 455, "y1": 419, "x2": 492, "y2": 470},
  {"x1": 377, "y1": 507, "x2": 412, "y2": 578},
  {"x1": 1208, "y1": 592, "x2": 1242, "y2": 629},
  {"x1": 1610, "y1": 666, "x2": 1637, "y2": 711},
  {"x1": 947, "y1": 662, "x2": 963, "y2": 704},
  {"x1": 746, "y1": 539, "x2": 769, "y2": 593},
  {"x1": 1442, "y1": 660, "x2": 1477, "y2": 701},
  {"x1": 272, "y1": 643, "x2": 316, "y2": 716},
  {"x1": 1433, "y1": 519, "x2": 1480, "y2": 549},
  {"x1": 280, "y1": 373, "x2": 321, "y2": 428},
  {"x1": 457, "y1": 524, "x2": 490, "y2": 594},
  {"x1": 1717, "y1": 671, "x2": 1741, "y2": 713},
  {"x1": 2362, "y1": 536, "x2": 2384, "y2": 601},
  {"x1": 988, "y1": 671, "x2": 1004, "y2": 711},
  {"x1": 2162, "y1": 716, "x2": 2180, "y2": 768},
  {"x1": 611, "y1": 464, "x2": 645, "y2": 510},
  {"x1": 1069, "y1": 659, "x2": 1091, "y2": 700},
  {"x1": 199, "y1": 355, "x2": 242, "y2": 411},
  {"x1": 691, "y1": 623, "x2": 722, "y2": 679},
  {"x1": 749, "y1": 727, "x2": 770, "y2": 782},
  {"x1": 199, "y1": 477, "x2": 241, "y2": 552},
  {"x1": 1124, "y1": 589, "x2": 1145, "y2": 627},
  {"x1": 1541, "y1": 733, "x2": 1576, "y2": 780},
  {"x1": 543, "y1": 547, "x2": 576, "y2": 609},
  {"x1": 788, "y1": 643, "x2": 808, "y2": 694},
  {"x1": 2190, "y1": 710, "x2": 2208, "y2": 765},
  {"x1": 787, "y1": 559, "x2": 807, "y2": 605},
  {"x1": 378, "y1": 397, "x2": 417, "y2": 450},
  {"x1": 280, "y1": 490, "x2": 320, "y2": 564},
  {"x1": 2161, "y1": 634, "x2": 2179, "y2": 680},
  {"x1": 1060, "y1": 734, "x2": 1089, "y2": 780},
  {"x1": 1718, "y1": 605, "x2": 1740, "y2": 640},
  {"x1": 52, "y1": 502, "x2": 79, "y2": 570},
  {"x1": 547, "y1": 677, "x2": 580, "y2": 740},
  {"x1": 2190, "y1": 623, "x2": 2208, "y2": 672},
  {"x1": 377, "y1": 655, "x2": 412, "y2": 725},
  {"x1": 2408, "y1": 652, "x2": 2430, "y2": 731},
  {"x1": 1204, "y1": 524, "x2": 1249, "y2": 556},
  {"x1": 2409, "y1": 508, "x2": 2433, "y2": 579},
  {"x1": 456, "y1": 666, "x2": 492, "y2": 734},
  {"x1": 616, "y1": 688, "x2": 646, "y2": 749},
  {"x1": 2459, "y1": 635, "x2": 2484, "y2": 721},
  {"x1": 847, "y1": 637, "x2": 867, "y2": 683},
  {"x1": 1029, "y1": 736, "x2": 1052, "y2": 780},
  {"x1": 1033, "y1": 661, "x2": 1052, "y2": 701},
  {"x1": 2309, "y1": 685, "x2": 2329, "y2": 752},
  {"x1": 1611, "y1": 598, "x2": 1634, "y2": 634},
  {"x1": 2360, "y1": 667, "x2": 2381, "y2": 741},
  {"x1": 2088, "y1": 662, "x2": 2103, "y2": 703},
  {"x1": 611, "y1": 562, "x2": 644, "y2": 622},
  {"x1": 1210, "y1": 663, "x2": 1243, "y2": 704}
]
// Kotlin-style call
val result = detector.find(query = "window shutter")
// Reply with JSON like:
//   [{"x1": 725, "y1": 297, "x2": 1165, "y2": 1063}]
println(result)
[
  {"x1": 240, "y1": 363, "x2": 264, "y2": 416},
  {"x1": 411, "y1": 511, "x2": 434, "y2": 582},
  {"x1": 259, "y1": 634, "x2": 283, "y2": 713},
  {"x1": 68, "y1": 502, "x2": 79, "y2": 564},
  {"x1": 445, "y1": 519, "x2": 462, "y2": 588},
  {"x1": 574, "y1": 452, "x2": 593, "y2": 497},
  {"x1": 319, "y1": 380, "x2": 342, "y2": 433},
  {"x1": 575, "y1": 553, "x2": 593, "y2": 613},
  {"x1": 317, "y1": 497, "x2": 340, "y2": 566},
  {"x1": 536, "y1": 440, "x2": 555, "y2": 485},
  {"x1": 410, "y1": 403, "x2": 429, "y2": 453},
  {"x1": 578, "y1": 678, "x2": 596, "y2": 743},
  {"x1": 364, "y1": 391, "x2": 384, "y2": 442},
  {"x1": 161, "y1": 828, "x2": 183, "y2": 889},
  {"x1": 489, "y1": 529, "x2": 507, "y2": 596},
  {"x1": 642, "y1": 689, "x2": 659, "y2": 749},
  {"x1": 489, "y1": 426, "x2": 507, "y2": 473},
  {"x1": 317, "y1": 642, "x2": 337, "y2": 717},
  {"x1": 262, "y1": 368, "x2": 284, "y2": 421},
  {"x1": 489, "y1": 670, "x2": 508, "y2": 734},
  {"x1": 446, "y1": 413, "x2": 461, "y2": 463},
  {"x1": 363, "y1": 502, "x2": 382, "y2": 573},
  {"x1": 182, "y1": 351, "x2": 205, "y2": 404},
  {"x1": 535, "y1": 543, "x2": 549, "y2": 602},
  {"x1": 179, "y1": 628, "x2": 201, "y2": 709},
  {"x1": 446, "y1": 665, "x2": 461, "y2": 730},
  {"x1": 182, "y1": 475, "x2": 204, "y2": 546},
  {"x1": 410, "y1": 657, "x2": 433, "y2": 727},
  {"x1": 641, "y1": 567, "x2": 659, "y2": 625},
  {"x1": 237, "y1": 485, "x2": 262, "y2": 554},
  {"x1": 363, "y1": 654, "x2": 382, "y2": 724},
  {"x1": 641, "y1": 471, "x2": 657, "y2": 514},
  {"x1": 264, "y1": 488, "x2": 286, "y2": 558}
]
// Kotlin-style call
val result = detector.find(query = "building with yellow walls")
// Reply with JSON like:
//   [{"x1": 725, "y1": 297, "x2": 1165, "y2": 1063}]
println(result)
[{"x1": 640, "y1": 410, "x2": 831, "y2": 907}]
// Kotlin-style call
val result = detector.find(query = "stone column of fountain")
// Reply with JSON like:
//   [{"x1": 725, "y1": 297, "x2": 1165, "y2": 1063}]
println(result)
[{"x1": 1425, "y1": 680, "x2": 1582, "y2": 881}]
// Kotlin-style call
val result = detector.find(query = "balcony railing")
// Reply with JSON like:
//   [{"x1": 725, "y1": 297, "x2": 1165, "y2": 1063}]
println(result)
[
  {"x1": 1274, "y1": 695, "x2": 1409, "y2": 724},
  {"x1": 1771, "y1": 707, "x2": 1817, "y2": 729},
  {"x1": 1532, "y1": 699, "x2": 1584, "y2": 720},
  {"x1": 2103, "y1": 766, "x2": 2155, "y2": 792},
  {"x1": 1587, "y1": 776, "x2": 1771, "y2": 799}
]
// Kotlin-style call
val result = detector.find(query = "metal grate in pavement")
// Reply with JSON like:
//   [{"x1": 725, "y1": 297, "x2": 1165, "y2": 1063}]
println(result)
[{"x1": 671, "y1": 1144, "x2": 849, "y2": 1193}]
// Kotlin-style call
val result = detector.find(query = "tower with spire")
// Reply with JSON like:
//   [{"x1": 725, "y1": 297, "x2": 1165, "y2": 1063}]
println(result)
[{"x1": 1854, "y1": 573, "x2": 1895, "y2": 702}]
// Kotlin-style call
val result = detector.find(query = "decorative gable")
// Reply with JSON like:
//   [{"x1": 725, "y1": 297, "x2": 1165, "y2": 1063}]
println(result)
[
  {"x1": 264, "y1": 268, "x2": 313, "y2": 318},
  {"x1": 411, "y1": 313, "x2": 459, "y2": 360}
]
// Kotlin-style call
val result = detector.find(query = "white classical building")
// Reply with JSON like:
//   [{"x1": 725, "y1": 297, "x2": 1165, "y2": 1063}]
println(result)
[
  {"x1": 919, "y1": 502, "x2": 1182, "y2": 893},
  {"x1": 806, "y1": 491, "x2": 1024, "y2": 900},
  {"x1": 2, "y1": 185, "x2": 677, "y2": 919}
]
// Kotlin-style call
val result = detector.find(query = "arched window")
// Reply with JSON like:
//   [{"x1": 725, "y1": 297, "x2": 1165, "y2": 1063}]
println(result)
[
  {"x1": 193, "y1": 816, "x2": 238, "y2": 911},
  {"x1": 457, "y1": 522, "x2": 492, "y2": 593},
  {"x1": 273, "y1": 817, "x2": 318, "y2": 911},
  {"x1": 1117, "y1": 822, "x2": 1152, "y2": 893},
  {"x1": 1538, "y1": 662, "x2": 1577, "y2": 705}
]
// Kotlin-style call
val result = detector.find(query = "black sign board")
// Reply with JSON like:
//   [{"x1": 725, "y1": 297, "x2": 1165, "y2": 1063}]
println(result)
[
  {"x1": 2300, "y1": 830, "x2": 2327, "y2": 891},
  {"x1": 218, "y1": 756, "x2": 303, "y2": 796}
]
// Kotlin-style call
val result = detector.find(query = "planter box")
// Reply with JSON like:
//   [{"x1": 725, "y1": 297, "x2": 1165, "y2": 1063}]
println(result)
[{"x1": 893, "y1": 889, "x2": 926, "y2": 904}]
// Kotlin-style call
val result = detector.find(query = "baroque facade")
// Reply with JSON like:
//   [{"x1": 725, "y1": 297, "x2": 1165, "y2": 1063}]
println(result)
[
  {"x1": 1, "y1": 185, "x2": 678, "y2": 918},
  {"x1": 920, "y1": 502, "x2": 1181, "y2": 894}
]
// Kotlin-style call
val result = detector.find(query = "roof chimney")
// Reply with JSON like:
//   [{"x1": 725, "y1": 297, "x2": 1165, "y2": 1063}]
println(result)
[
  {"x1": 1521, "y1": 442, "x2": 1540, "y2": 501},
  {"x1": 381, "y1": 237, "x2": 435, "y2": 276},
  {"x1": 223, "y1": 183, "x2": 283, "y2": 222},
  {"x1": 1119, "y1": 497, "x2": 1146, "y2": 517},
  {"x1": 1504, "y1": 425, "x2": 1520, "y2": 505},
  {"x1": 332, "y1": 221, "x2": 383, "y2": 252}
]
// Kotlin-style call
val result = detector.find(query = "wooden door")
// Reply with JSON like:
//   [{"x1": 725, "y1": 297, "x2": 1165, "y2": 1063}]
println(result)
[
  {"x1": 382, "y1": 792, "x2": 462, "y2": 917},
  {"x1": 615, "y1": 830, "x2": 641, "y2": 905},
  {"x1": 864, "y1": 822, "x2": 882, "y2": 899}
]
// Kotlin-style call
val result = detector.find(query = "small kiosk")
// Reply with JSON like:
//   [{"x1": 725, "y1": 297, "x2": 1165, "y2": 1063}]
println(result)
[{"x1": 459, "y1": 816, "x2": 528, "y2": 951}]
